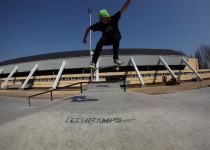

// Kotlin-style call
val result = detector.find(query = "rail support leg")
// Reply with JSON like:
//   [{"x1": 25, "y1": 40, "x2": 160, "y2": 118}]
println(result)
[
  {"x1": 80, "y1": 83, "x2": 83, "y2": 93},
  {"x1": 50, "y1": 91, "x2": 53, "y2": 102},
  {"x1": 28, "y1": 97, "x2": 31, "y2": 107},
  {"x1": 124, "y1": 81, "x2": 126, "y2": 92}
]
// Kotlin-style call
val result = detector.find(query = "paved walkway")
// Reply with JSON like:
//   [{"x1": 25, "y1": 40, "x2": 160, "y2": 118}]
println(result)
[{"x1": 0, "y1": 87, "x2": 210, "y2": 150}]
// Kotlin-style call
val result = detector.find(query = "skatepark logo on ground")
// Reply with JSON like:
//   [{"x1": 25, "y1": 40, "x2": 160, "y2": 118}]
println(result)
[
  {"x1": 66, "y1": 117, "x2": 135, "y2": 124},
  {"x1": 96, "y1": 85, "x2": 110, "y2": 87}
]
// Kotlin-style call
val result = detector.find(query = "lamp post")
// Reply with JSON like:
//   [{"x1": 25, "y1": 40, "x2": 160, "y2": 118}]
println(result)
[{"x1": 88, "y1": 8, "x2": 94, "y2": 81}]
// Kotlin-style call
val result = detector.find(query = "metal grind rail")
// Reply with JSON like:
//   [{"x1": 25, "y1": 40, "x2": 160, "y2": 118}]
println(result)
[{"x1": 28, "y1": 81, "x2": 127, "y2": 107}]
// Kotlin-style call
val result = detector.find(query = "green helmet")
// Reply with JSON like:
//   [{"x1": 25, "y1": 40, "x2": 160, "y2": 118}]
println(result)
[{"x1": 99, "y1": 9, "x2": 110, "y2": 18}]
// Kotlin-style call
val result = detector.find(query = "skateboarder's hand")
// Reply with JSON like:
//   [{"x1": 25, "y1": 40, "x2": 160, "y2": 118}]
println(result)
[{"x1": 83, "y1": 39, "x2": 87, "y2": 45}]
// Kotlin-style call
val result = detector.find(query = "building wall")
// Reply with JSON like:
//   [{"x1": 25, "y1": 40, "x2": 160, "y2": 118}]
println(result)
[{"x1": 185, "y1": 58, "x2": 199, "y2": 70}]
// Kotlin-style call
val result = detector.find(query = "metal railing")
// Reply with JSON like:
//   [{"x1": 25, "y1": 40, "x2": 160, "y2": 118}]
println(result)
[{"x1": 28, "y1": 81, "x2": 127, "y2": 107}]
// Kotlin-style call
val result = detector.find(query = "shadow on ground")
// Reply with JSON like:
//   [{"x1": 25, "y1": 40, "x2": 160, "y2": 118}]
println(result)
[{"x1": 64, "y1": 96, "x2": 98, "y2": 102}]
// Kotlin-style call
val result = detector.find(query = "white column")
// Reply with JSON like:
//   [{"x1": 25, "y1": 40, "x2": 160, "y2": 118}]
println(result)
[
  {"x1": 52, "y1": 60, "x2": 66, "y2": 89},
  {"x1": 21, "y1": 64, "x2": 38, "y2": 89},
  {"x1": 160, "y1": 56, "x2": 177, "y2": 78},
  {"x1": 131, "y1": 57, "x2": 145, "y2": 86},
  {"x1": 0, "y1": 68, "x2": 3, "y2": 74},
  {"x1": 182, "y1": 57, "x2": 202, "y2": 80},
  {"x1": 1, "y1": 66, "x2": 18, "y2": 89}
]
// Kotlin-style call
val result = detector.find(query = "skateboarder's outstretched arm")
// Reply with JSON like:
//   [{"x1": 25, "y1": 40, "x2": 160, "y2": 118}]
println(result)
[
  {"x1": 120, "y1": 0, "x2": 131, "y2": 14},
  {"x1": 83, "y1": 0, "x2": 131, "y2": 45},
  {"x1": 83, "y1": 27, "x2": 90, "y2": 45}
]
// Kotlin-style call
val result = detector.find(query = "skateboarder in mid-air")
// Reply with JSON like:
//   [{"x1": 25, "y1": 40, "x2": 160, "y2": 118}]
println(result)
[{"x1": 83, "y1": 0, "x2": 131, "y2": 69}]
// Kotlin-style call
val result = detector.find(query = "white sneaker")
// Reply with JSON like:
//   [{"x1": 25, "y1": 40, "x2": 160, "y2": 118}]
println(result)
[
  {"x1": 89, "y1": 62, "x2": 96, "y2": 69},
  {"x1": 114, "y1": 59, "x2": 123, "y2": 65}
]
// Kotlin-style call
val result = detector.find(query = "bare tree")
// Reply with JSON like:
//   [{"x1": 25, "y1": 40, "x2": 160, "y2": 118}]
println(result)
[{"x1": 195, "y1": 44, "x2": 210, "y2": 69}]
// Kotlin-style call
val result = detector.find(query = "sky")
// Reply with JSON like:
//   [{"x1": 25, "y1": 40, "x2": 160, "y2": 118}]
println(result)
[{"x1": 0, "y1": 0, "x2": 210, "y2": 62}]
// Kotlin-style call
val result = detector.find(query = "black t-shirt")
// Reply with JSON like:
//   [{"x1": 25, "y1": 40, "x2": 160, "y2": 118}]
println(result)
[{"x1": 90, "y1": 11, "x2": 121, "y2": 38}]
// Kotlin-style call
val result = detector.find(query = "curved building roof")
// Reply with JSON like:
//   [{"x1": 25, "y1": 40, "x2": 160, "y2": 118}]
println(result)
[{"x1": 0, "y1": 48, "x2": 184, "y2": 66}]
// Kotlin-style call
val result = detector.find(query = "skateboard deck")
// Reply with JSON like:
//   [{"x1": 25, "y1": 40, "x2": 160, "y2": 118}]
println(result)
[{"x1": 85, "y1": 62, "x2": 124, "y2": 70}]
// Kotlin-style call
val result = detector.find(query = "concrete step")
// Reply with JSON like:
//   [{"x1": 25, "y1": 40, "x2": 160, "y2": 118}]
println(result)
[{"x1": 85, "y1": 82, "x2": 123, "y2": 93}]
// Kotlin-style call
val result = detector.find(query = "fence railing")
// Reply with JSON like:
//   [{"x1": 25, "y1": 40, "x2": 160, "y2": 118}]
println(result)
[{"x1": 28, "y1": 81, "x2": 127, "y2": 107}]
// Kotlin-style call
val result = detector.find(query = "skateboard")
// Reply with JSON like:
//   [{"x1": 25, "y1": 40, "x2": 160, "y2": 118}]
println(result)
[{"x1": 85, "y1": 62, "x2": 124, "y2": 70}]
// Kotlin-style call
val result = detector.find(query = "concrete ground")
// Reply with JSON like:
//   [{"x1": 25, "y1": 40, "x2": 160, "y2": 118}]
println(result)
[{"x1": 0, "y1": 85, "x2": 210, "y2": 150}]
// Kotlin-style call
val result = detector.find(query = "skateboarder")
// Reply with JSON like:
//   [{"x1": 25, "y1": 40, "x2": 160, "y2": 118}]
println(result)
[{"x1": 83, "y1": 0, "x2": 131, "y2": 69}]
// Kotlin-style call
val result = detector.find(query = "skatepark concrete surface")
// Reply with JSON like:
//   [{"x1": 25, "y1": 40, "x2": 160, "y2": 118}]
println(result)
[{"x1": 0, "y1": 84, "x2": 210, "y2": 150}]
